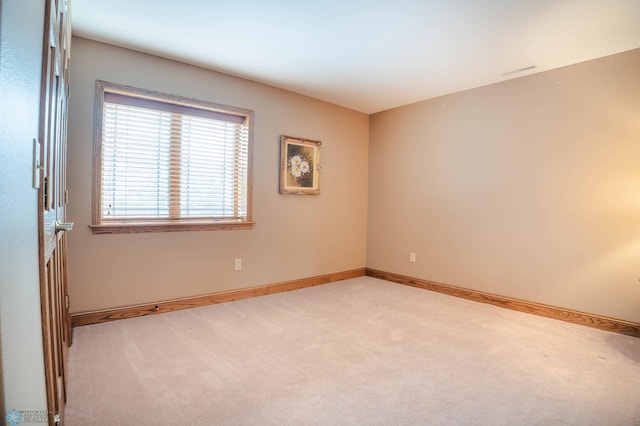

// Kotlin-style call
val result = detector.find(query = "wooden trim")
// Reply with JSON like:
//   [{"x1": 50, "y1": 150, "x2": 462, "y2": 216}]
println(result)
[
  {"x1": 91, "y1": 80, "x2": 104, "y2": 227},
  {"x1": 244, "y1": 113, "x2": 254, "y2": 223},
  {"x1": 89, "y1": 221, "x2": 255, "y2": 234},
  {"x1": 103, "y1": 92, "x2": 246, "y2": 124},
  {"x1": 366, "y1": 268, "x2": 640, "y2": 338},
  {"x1": 71, "y1": 268, "x2": 366, "y2": 327},
  {"x1": 98, "y1": 80, "x2": 253, "y2": 119}
]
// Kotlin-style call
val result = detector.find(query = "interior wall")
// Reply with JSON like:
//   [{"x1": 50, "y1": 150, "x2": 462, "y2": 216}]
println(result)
[
  {"x1": 0, "y1": 0, "x2": 49, "y2": 417},
  {"x1": 67, "y1": 37, "x2": 369, "y2": 313},
  {"x1": 367, "y1": 48, "x2": 640, "y2": 323}
]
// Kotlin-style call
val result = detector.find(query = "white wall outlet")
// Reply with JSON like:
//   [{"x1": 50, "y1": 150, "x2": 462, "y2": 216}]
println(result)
[
  {"x1": 409, "y1": 252, "x2": 416, "y2": 263},
  {"x1": 234, "y1": 258, "x2": 242, "y2": 271}
]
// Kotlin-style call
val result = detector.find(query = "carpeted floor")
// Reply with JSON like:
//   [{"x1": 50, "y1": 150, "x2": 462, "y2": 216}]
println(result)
[{"x1": 65, "y1": 277, "x2": 640, "y2": 425}]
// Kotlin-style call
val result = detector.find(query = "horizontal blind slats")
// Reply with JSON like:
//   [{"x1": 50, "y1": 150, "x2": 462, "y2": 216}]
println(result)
[{"x1": 101, "y1": 96, "x2": 249, "y2": 221}]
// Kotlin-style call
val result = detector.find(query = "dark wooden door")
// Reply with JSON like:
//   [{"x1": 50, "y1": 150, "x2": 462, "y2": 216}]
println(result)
[{"x1": 39, "y1": 0, "x2": 72, "y2": 424}]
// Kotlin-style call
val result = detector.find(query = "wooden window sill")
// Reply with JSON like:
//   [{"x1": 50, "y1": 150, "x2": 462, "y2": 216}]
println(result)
[{"x1": 90, "y1": 221, "x2": 255, "y2": 234}]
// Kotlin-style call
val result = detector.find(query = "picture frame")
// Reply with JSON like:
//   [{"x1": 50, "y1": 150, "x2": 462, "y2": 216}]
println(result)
[{"x1": 279, "y1": 135, "x2": 321, "y2": 195}]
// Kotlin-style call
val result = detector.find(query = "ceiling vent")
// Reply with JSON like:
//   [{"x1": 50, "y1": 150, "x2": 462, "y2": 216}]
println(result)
[{"x1": 501, "y1": 65, "x2": 536, "y2": 76}]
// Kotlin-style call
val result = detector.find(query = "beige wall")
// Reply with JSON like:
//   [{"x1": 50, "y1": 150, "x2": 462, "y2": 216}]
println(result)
[
  {"x1": 67, "y1": 37, "x2": 369, "y2": 313},
  {"x1": 368, "y1": 48, "x2": 640, "y2": 323},
  {"x1": 68, "y1": 37, "x2": 640, "y2": 324}
]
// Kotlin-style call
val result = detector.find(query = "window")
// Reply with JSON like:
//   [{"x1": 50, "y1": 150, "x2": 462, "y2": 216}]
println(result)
[{"x1": 91, "y1": 81, "x2": 254, "y2": 234}]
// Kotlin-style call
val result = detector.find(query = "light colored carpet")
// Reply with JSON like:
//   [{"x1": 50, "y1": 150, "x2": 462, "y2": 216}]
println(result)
[{"x1": 65, "y1": 277, "x2": 640, "y2": 425}]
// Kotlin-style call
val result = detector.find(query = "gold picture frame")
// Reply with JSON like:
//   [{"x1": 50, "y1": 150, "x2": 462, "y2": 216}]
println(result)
[{"x1": 279, "y1": 135, "x2": 321, "y2": 195}]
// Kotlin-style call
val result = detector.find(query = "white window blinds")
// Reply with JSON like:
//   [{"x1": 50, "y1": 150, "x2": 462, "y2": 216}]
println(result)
[{"x1": 100, "y1": 91, "x2": 249, "y2": 223}]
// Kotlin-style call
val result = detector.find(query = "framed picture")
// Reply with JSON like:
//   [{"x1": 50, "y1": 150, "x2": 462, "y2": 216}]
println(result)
[{"x1": 279, "y1": 135, "x2": 321, "y2": 195}]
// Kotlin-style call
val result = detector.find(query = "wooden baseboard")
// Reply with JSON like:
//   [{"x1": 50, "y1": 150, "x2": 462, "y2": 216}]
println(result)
[
  {"x1": 72, "y1": 266, "x2": 639, "y2": 337},
  {"x1": 366, "y1": 268, "x2": 640, "y2": 338},
  {"x1": 71, "y1": 268, "x2": 366, "y2": 327}
]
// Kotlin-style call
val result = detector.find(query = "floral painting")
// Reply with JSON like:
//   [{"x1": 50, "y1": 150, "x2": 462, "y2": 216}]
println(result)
[{"x1": 279, "y1": 135, "x2": 321, "y2": 195}]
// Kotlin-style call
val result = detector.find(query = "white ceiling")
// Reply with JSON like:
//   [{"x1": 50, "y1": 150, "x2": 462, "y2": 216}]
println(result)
[{"x1": 72, "y1": 0, "x2": 640, "y2": 114}]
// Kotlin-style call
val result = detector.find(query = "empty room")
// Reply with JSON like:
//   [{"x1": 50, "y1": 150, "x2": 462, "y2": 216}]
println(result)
[{"x1": 1, "y1": 0, "x2": 639, "y2": 425}]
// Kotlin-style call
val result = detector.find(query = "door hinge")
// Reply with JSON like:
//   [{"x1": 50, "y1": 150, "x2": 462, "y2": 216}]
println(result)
[
  {"x1": 65, "y1": 295, "x2": 69, "y2": 310},
  {"x1": 64, "y1": 189, "x2": 69, "y2": 205},
  {"x1": 43, "y1": 177, "x2": 49, "y2": 209}
]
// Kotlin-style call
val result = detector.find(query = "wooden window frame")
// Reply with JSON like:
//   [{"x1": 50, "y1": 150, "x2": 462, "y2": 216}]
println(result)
[{"x1": 90, "y1": 81, "x2": 255, "y2": 234}]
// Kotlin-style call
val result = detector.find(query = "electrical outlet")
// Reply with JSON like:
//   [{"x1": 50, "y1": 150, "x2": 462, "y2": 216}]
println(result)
[
  {"x1": 234, "y1": 258, "x2": 242, "y2": 271},
  {"x1": 409, "y1": 252, "x2": 416, "y2": 263}
]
